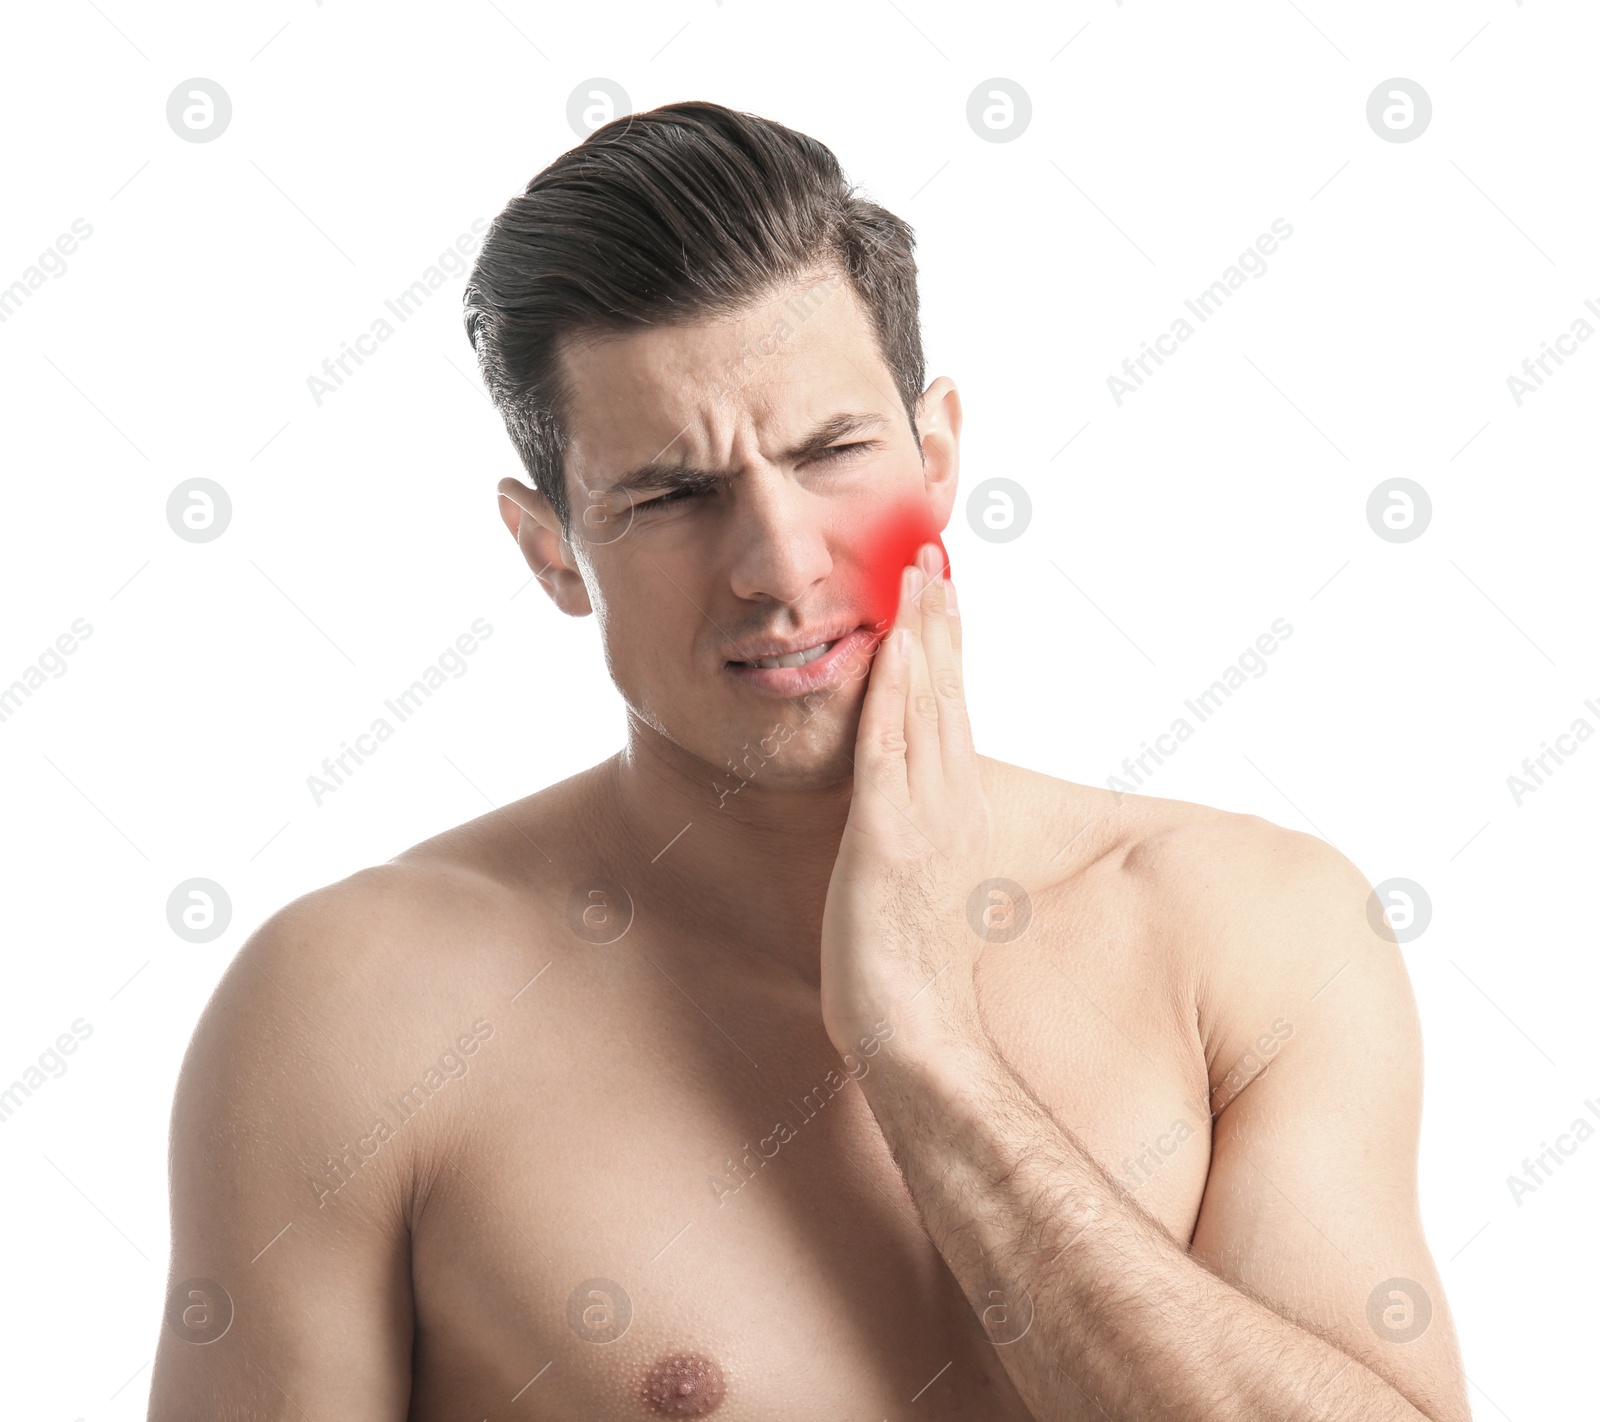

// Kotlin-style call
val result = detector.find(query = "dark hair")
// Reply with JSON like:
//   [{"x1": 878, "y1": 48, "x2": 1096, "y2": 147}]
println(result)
[{"x1": 462, "y1": 100, "x2": 926, "y2": 539}]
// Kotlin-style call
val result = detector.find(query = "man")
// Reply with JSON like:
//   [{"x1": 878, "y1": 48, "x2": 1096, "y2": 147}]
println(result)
[{"x1": 149, "y1": 101, "x2": 1470, "y2": 1420}]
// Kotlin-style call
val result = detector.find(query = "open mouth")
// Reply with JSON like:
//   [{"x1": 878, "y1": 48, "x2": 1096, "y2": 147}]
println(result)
[
  {"x1": 724, "y1": 626, "x2": 876, "y2": 697},
  {"x1": 731, "y1": 640, "x2": 837, "y2": 670}
]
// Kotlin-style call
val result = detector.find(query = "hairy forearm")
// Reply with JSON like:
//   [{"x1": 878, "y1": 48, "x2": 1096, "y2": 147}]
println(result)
[{"x1": 856, "y1": 1035, "x2": 1435, "y2": 1422}]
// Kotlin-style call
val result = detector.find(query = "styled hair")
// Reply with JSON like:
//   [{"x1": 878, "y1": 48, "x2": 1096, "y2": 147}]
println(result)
[{"x1": 462, "y1": 100, "x2": 926, "y2": 539}]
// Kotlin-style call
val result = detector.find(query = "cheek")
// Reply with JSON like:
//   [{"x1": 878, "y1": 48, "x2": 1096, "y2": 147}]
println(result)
[{"x1": 855, "y1": 496, "x2": 948, "y2": 626}]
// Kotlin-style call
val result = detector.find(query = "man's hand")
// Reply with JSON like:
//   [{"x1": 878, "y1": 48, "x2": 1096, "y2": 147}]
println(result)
[{"x1": 819, "y1": 540, "x2": 994, "y2": 1063}]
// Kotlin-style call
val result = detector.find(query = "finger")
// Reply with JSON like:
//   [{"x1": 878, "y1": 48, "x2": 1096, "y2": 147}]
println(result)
[
  {"x1": 917, "y1": 565, "x2": 977, "y2": 792},
  {"x1": 900, "y1": 562, "x2": 945, "y2": 802},
  {"x1": 851, "y1": 567, "x2": 917, "y2": 816},
  {"x1": 943, "y1": 564, "x2": 963, "y2": 659}
]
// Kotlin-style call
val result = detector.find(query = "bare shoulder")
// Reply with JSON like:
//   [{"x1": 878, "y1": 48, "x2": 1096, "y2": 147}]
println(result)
[
  {"x1": 205, "y1": 844, "x2": 541, "y2": 1037},
  {"x1": 979, "y1": 751, "x2": 1329, "y2": 903},
  {"x1": 173, "y1": 821, "x2": 567, "y2": 1215},
  {"x1": 1107, "y1": 786, "x2": 1419, "y2": 1113},
  {"x1": 187, "y1": 757, "x2": 614, "y2": 1106},
  {"x1": 996, "y1": 753, "x2": 1378, "y2": 968},
  {"x1": 1115, "y1": 788, "x2": 1373, "y2": 944},
  {"x1": 983, "y1": 757, "x2": 1407, "y2": 1085},
  {"x1": 1112, "y1": 796, "x2": 1398, "y2": 992}
]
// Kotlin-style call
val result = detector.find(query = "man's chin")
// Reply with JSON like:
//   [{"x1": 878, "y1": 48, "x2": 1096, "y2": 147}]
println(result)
[{"x1": 703, "y1": 703, "x2": 862, "y2": 798}]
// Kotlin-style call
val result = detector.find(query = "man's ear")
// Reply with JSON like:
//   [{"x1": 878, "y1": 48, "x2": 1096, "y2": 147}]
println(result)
[
  {"x1": 497, "y1": 477, "x2": 592, "y2": 616},
  {"x1": 914, "y1": 376, "x2": 962, "y2": 530}
]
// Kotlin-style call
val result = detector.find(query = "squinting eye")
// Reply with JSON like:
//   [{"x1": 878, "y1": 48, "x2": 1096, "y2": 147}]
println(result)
[
  {"x1": 646, "y1": 487, "x2": 703, "y2": 510},
  {"x1": 643, "y1": 443, "x2": 873, "y2": 513}
]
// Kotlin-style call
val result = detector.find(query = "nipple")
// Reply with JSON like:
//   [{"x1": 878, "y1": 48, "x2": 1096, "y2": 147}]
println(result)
[{"x1": 641, "y1": 1352, "x2": 727, "y2": 1416}]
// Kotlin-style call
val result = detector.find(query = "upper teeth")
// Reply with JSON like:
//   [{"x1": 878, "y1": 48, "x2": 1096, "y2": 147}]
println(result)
[{"x1": 749, "y1": 640, "x2": 834, "y2": 670}]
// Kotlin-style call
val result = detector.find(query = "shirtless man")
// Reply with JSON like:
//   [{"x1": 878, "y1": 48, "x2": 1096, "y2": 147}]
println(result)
[{"x1": 148, "y1": 102, "x2": 1470, "y2": 1420}]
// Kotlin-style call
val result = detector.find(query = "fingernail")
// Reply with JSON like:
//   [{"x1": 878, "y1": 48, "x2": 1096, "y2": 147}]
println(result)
[
  {"x1": 945, "y1": 578, "x2": 959, "y2": 617},
  {"x1": 906, "y1": 566, "x2": 925, "y2": 598}
]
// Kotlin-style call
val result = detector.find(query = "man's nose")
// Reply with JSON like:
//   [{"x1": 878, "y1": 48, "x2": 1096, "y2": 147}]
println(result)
[{"x1": 723, "y1": 467, "x2": 832, "y2": 606}]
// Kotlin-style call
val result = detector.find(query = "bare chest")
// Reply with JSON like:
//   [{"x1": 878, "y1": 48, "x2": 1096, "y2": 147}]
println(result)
[{"x1": 405, "y1": 902, "x2": 1210, "y2": 1421}]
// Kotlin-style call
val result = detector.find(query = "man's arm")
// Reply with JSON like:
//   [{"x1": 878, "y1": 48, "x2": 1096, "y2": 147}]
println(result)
[
  {"x1": 819, "y1": 549, "x2": 1469, "y2": 1421},
  {"x1": 147, "y1": 880, "x2": 417, "y2": 1421},
  {"x1": 851, "y1": 831, "x2": 1471, "y2": 1421}
]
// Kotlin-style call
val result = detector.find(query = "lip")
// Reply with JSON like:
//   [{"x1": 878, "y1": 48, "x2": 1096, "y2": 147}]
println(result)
[
  {"x1": 723, "y1": 625, "x2": 882, "y2": 698},
  {"x1": 726, "y1": 622, "x2": 865, "y2": 663}
]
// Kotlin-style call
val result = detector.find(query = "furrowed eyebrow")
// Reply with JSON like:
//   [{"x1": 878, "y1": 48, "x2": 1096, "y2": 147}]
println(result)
[{"x1": 602, "y1": 411, "x2": 889, "y2": 500}]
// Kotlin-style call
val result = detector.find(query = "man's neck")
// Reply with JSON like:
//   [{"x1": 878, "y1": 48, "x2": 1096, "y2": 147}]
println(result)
[{"x1": 598, "y1": 726, "x2": 856, "y2": 990}]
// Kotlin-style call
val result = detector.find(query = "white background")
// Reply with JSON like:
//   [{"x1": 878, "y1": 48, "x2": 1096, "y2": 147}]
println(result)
[{"x1": 1, "y1": 0, "x2": 1594, "y2": 1416}]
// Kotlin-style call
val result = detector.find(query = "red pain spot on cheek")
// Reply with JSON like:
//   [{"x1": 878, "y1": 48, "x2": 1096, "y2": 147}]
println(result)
[{"x1": 855, "y1": 498, "x2": 948, "y2": 630}]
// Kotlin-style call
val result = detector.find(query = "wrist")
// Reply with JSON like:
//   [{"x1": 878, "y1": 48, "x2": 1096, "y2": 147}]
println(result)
[{"x1": 861, "y1": 1007, "x2": 1002, "y2": 1104}]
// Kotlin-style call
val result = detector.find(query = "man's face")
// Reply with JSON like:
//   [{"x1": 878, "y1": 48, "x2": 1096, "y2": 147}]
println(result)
[{"x1": 546, "y1": 269, "x2": 960, "y2": 790}]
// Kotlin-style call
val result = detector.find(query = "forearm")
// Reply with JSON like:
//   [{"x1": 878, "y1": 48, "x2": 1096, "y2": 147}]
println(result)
[{"x1": 857, "y1": 1035, "x2": 1434, "y2": 1422}]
